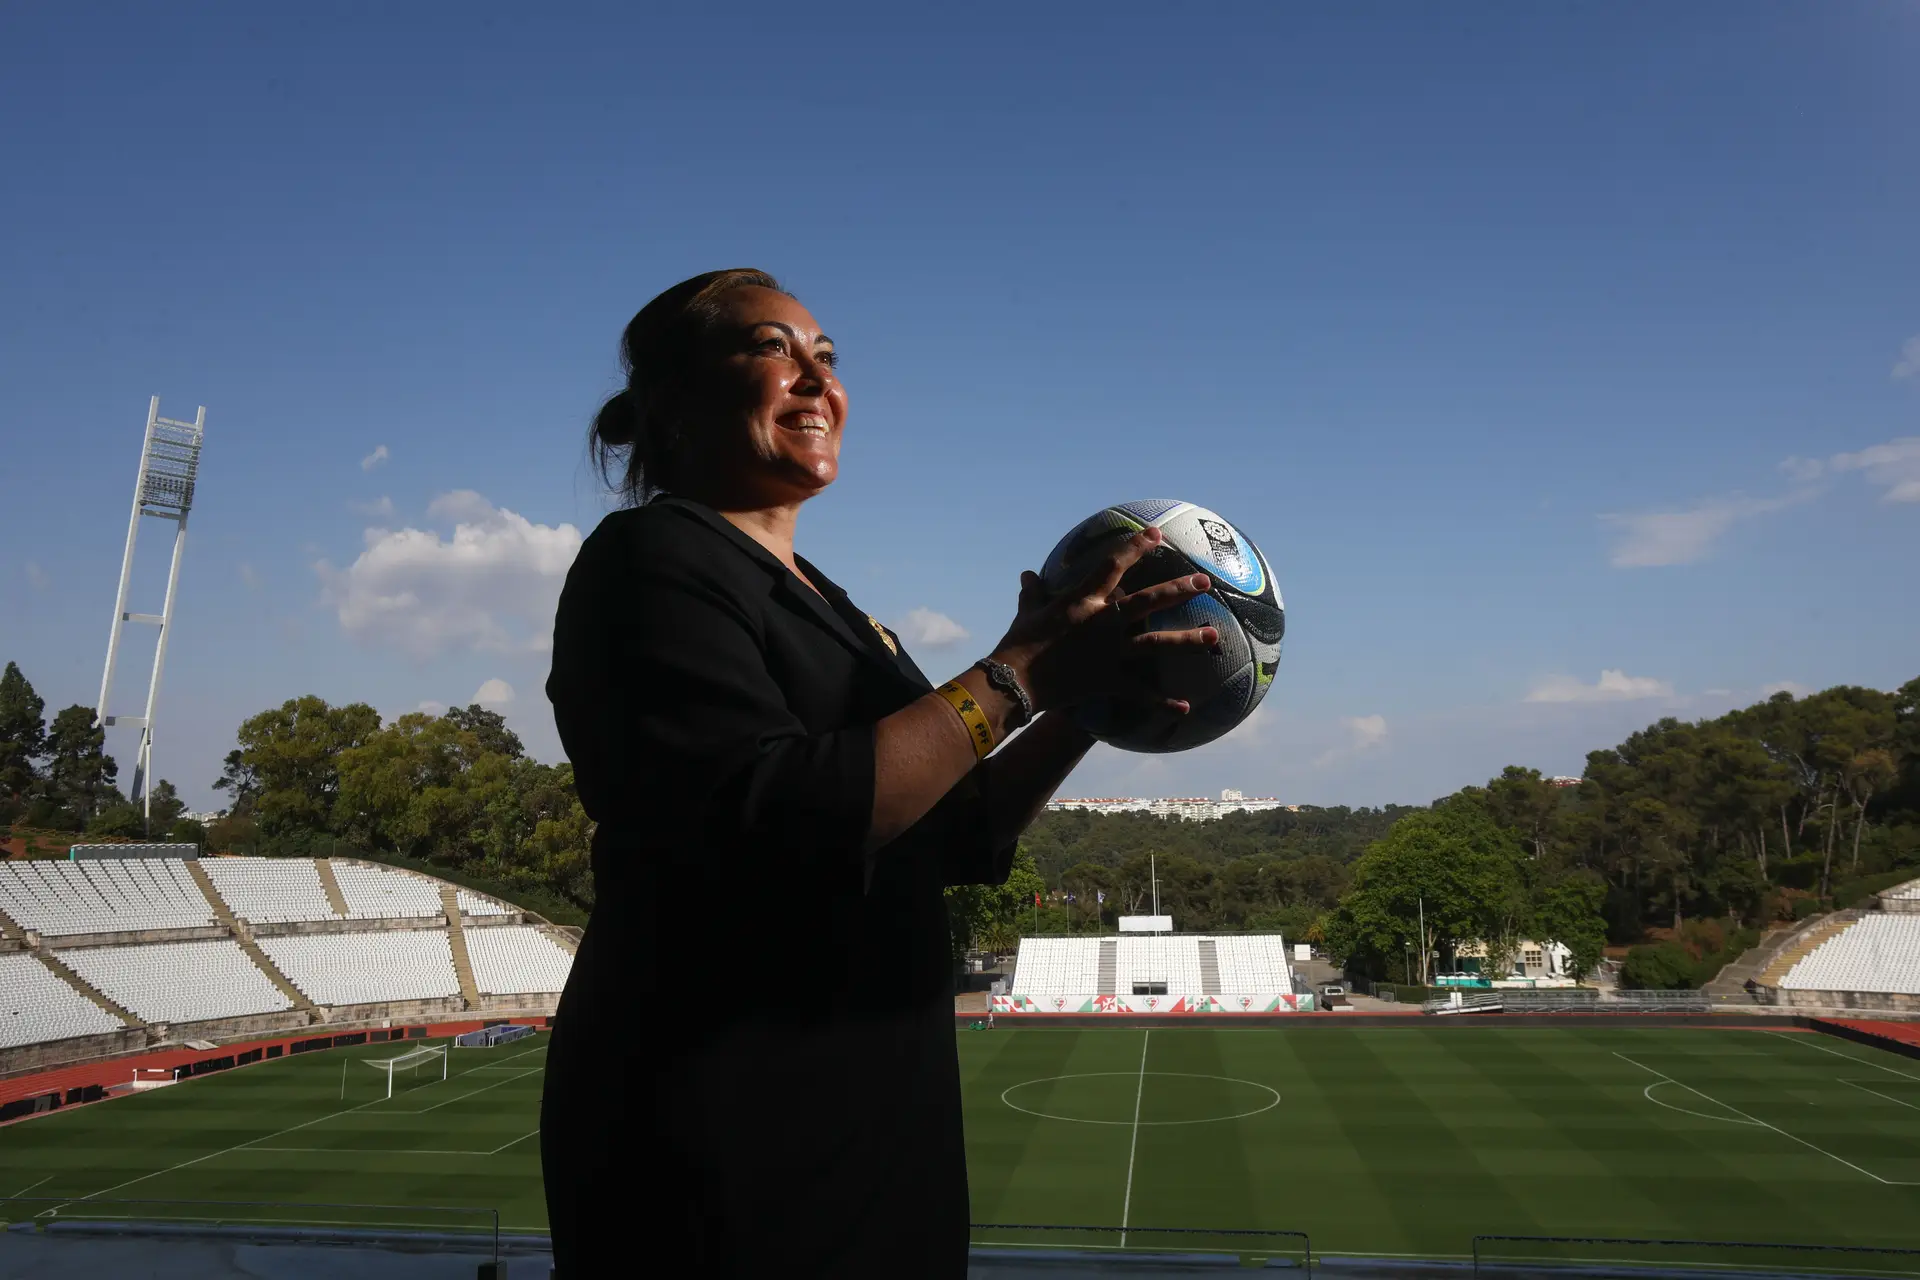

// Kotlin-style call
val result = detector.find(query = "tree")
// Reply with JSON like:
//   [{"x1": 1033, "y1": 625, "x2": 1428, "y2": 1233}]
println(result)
[
  {"x1": 148, "y1": 779, "x2": 186, "y2": 831},
  {"x1": 943, "y1": 849, "x2": 1047, "y2": 965},
  {"x1": 443, "y1": 704, "x2": 524, "y2": 761},
  {"x1": 0, "y1": 661, "x2": 48, "y2": 805},
  {"x1": 1530, "y1": 874, "x2": 1608, "y2": 979},
  {"x1": 44, "y1": 704, "x2": 118, "y2": 824},
  {"x1": 1324, "y1": 804, "x2": 1525, "y2": 981},
  {"x1": 86, "y1": 803, "x2": 146, "y2": 839},
  {"x1": 219, "y1": 696, "x2": 382, "y2": 835}
]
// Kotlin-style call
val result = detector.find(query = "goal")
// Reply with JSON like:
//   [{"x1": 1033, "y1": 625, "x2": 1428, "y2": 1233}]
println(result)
[{"x1": 361, "y1": 1044, "x2": 448, "y2": 1099}]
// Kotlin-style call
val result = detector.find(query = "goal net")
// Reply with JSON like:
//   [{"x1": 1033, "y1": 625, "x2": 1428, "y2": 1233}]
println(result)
[{"x1": 361, "y1": 1044, "x2": 448, "y2": 1099}]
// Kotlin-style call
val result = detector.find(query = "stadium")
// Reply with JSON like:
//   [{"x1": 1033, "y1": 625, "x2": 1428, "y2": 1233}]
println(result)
[{"x1": 4, "y1": 849, "x2": 1919, "y2": 1275}]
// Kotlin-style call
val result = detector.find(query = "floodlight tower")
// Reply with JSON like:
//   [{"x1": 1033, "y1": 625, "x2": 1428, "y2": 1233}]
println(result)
[{"x1": 97, "y1": 396, "x2": 206, "y2": 832}]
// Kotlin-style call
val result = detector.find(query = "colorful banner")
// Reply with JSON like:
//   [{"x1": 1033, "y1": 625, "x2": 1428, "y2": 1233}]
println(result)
[{"x1": 987, "y1": 993, "x2": 1314, "y2": 1014}]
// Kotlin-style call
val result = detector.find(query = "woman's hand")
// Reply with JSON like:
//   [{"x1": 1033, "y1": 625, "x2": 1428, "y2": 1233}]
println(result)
[{"x1": 988, "y1": 527, "x2": 1218, "y2": 716}]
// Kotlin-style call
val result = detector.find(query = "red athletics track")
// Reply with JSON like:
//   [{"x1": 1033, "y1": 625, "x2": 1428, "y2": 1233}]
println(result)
[{"x1": 0, "y1": 1016, "x2": 551, "y2": 1117}]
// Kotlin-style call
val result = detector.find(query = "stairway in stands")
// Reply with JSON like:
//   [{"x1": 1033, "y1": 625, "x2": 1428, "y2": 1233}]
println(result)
[
  {"x1": 184, "y1": 859, "x2": 319, "y2": 1016},
  {"x1": 1097, "y1": 939, "x2": 1117, "y2": 992},
  {"x1": 34, "y1": 952, "x2": 141, "y2": 1028},
  {"x1": 314, "y1": 859, "x2": 352, "y2": 917},
  {"x1": 1198, "y1": 939, "x2": 1222, "y2": 994},
  {"x1": 1759, "y1": 910, "x2": 1865, "y2": 988},
  {"x1": 440, "y1": 885, "x2": 482, "y2": 1009}
]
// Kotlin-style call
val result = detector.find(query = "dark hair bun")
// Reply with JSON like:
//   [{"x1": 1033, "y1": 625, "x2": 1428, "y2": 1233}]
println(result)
[{"x1": 592, "y1": 387, "x2": 640, "y2": 449}]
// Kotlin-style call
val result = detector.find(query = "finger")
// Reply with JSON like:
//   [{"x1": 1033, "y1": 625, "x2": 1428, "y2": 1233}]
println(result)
[
  {"x1": 1129, "y1": 625, "x2": 1221, "y2": 649},
  {"x1": 1073, "y1": 527, "x2": 1161, "y2": 605},
  {"x1": 1017, "y1": 570, "x2": 1045, "y2": 610},
  {"x1": 1112, "y1": 693, "x2": 1192, "y2": 716},
  {"x1": 1118, "y1": 573, "x2": 1211, "y2": 618}
]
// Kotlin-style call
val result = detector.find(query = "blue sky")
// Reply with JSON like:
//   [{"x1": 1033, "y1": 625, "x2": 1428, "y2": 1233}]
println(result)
[{"x1": 3, "y1": 3, "x2": 1917, "y2": 814}]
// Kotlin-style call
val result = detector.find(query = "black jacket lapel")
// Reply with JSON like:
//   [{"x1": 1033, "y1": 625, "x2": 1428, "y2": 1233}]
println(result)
[{"x1": 650, "y1": 497, "x2": 920, "y2": 685}]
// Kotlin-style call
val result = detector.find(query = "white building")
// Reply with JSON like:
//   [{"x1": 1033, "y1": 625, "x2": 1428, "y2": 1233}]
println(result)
[{"x1": 1046, "y1": 790, "x2": 1298, "y2": 822}]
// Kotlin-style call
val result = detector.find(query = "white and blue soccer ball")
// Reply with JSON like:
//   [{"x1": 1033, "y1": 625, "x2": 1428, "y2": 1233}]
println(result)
[{"x1": 1039, "y1": 499, "x2": 1283, "y2": 753}]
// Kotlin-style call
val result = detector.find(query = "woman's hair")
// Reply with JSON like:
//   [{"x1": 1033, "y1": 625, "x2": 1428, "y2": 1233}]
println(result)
[{"x1": 590, "y1": 268, "x2": 788, "y2": 505}]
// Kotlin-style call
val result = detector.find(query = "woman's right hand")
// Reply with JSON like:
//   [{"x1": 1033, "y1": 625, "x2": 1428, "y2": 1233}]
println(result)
[{"x1": 988, "y1": 526, "x2": 1220, "y2": 717}]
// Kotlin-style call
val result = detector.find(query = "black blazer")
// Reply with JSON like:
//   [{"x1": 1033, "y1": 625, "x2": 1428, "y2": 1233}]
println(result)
[{"x1": 540, "y1": 496, "x2": 1012, "y2": 1276}]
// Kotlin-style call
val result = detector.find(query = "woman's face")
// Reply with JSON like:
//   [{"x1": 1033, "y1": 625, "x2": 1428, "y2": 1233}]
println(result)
[{"x1": 685, "y1": 286, "x2": 848, "y2": 505}]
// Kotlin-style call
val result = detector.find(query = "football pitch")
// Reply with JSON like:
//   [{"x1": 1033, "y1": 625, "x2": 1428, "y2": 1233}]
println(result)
[{"x1": 2, "y1": 1026, "x2": 1919, "y2": 1266}]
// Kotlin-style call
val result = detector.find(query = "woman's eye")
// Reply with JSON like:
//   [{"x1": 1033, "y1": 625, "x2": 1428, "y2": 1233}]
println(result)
[
  {"x1": 757, "y1": 336, "x2": 787, "y2": 354},
  {"x1": 817, "y1": 349, "x2": 839, "y2": 369}
]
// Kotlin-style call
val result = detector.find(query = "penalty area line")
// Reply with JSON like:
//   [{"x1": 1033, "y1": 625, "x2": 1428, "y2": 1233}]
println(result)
[
  {"x1": 1119, "y1": 1028, "x2": 1149, "y2": 1248},
  {"x1": 1615, "y1": 1052, "x2": 1916, "y2": 1187}
]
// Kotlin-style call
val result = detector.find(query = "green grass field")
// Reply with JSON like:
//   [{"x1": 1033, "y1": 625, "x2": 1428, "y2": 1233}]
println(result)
[{"x1": 3, "y1": 1026, "x2": 1919, "y2": 1267}]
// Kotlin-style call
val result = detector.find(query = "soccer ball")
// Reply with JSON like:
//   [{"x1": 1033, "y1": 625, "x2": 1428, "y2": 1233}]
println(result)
[{"x1": 1039, "y1": 499, "x2": 1283, "y2": 753}]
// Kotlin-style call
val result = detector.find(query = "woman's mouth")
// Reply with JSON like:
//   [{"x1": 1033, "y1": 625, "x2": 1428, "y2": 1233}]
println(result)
[{"x1": 779, "y1": 412, "x2": 831, "y2": 437}]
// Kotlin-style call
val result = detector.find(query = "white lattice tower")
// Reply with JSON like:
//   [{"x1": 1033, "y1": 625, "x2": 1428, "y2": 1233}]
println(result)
[{"x1": 97, "y1": 396, "x2": 206, "y2": 831}]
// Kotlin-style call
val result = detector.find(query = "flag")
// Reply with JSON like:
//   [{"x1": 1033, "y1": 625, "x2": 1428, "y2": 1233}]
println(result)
[
  {"x1": 1097, "y1": 890, "x2": 1106, "y2": 904},
  {"x1": 1065, "y1": 892, "x2": 1077, "y2": 903},
  {"x1": 1034, "y1": 892, "x2": 1042, "y2": 907}
]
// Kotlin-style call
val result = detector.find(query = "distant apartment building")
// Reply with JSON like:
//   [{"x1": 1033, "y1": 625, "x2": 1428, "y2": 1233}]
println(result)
[{"x1": 1045, "y1": 789, "x2": 1298, "y2": 822}]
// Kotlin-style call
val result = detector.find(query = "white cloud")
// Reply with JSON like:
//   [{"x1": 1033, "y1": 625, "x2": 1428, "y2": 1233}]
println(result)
[
  {"x1": 1761, "y1": 680, "x2": 1812, "y2": 698},
  {"x1": 316, "y1": 491, "x2": 582, "y2": 660},
  {"x1": 1526, "y1": 669, "x2": 1675, "y2": 704},
  {"x1": 238, "y1": 562, "x2": 261, "y2": 590},
  {"x1": 360, "y1": 444, "x2": 390, "y2": 472},
  {"x1": 1828, "y1": 436, "x2": 1920, "y2": 503},
  {"x1": 1314, "y1": 714, "x2": 1388, "y2": 766},
  {"x1": 1777, "y1": 456, "x2": 1824, "y2": 483},
  {"x1": 351, "y1": 495, "x2": 396, "y2": 520},
  {"x1": 1893, "y1": 334, "x2": 1920, "y2": 381},
  {"x1": 1600, "y1": 490, "x2": 1814, "y2": 567},
  {"x1": 895, "y1": 607, "x2": 971, "y2": 649},
  {"x1": 24, "y1": 561, "x2": 48, "y2": 591},
  {"x1": 471, "y1": 678, "x2": 515, "y2": 706}
]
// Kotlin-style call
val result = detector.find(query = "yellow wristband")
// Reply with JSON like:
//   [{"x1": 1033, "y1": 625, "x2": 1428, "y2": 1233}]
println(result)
[{"x1": 935, "y1": 680, "x2": 995, "y2": 759}]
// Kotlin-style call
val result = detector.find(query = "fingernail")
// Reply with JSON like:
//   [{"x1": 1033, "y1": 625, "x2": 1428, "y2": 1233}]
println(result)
[{"x1": 1191, "y1": 575, "x2": 1207, "y2": 590}]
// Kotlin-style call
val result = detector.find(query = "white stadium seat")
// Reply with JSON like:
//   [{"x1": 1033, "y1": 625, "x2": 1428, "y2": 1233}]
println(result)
[
  {"x1": 199, "y1": 857, "x2": 336, "y2": 924},
  {"x1": 58, "y1": 940, "x2": 293, "y2": 1024},
  {"x1": 1781, "y1": 914, "x2": 1920, "y2": 995},
  {"x1": 0, "y1": 952, "x2": 125, "y2": 1048},
  {"x1": 0, "y1": 859, "x2": 215, "y2": 936},
  {"x1": 258, "y1": 931, "x2": 462, "y2": 1005},
  {"x1": 456, "y1": 888, "x2": 512, "y2": 916},
  {"x1": 464, "y1": 925, "x2": 575, "y2": 995},
  {"x1": 1009, "y1": 938, "x2": 1101, "y2": 995}
]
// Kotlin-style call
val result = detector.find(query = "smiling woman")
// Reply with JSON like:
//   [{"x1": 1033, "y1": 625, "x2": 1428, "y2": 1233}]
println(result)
[{"x1": 541, "y1": 270, "x2": 1224, "y2": 1276}]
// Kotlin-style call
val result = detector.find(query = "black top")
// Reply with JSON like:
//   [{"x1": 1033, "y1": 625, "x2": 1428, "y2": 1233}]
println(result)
[{"x1": 539, "y1": 497, "x2": 1014, "y2": 1276}]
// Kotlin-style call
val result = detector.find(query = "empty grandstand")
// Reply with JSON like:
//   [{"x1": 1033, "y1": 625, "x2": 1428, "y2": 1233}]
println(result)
[
  {"x1": 0, "y1": 855, "x2": 576, "y2": 1071},
  {"x1": 1780, "y1": 912, "x2": 1920, "y2": 1000},
  {"x1": 58, "y1": 939, "x2": 294, "y2": 1024},
  {"x1": 257, "y1": 930, "x2": 463, "y2": 1005},
  {"x1": 198, "y1": 857, "x2": 335, "y2": 924},
  {"x1": 1007, "y1": 934, "x2": 1295, "y2": 1005},
  {"x1": 0, "y1": 858, "x2": 216, "y2": 935},
  {"x1": 0, "y1": 953, "x2": 127, "y2": 1048},
  {"x1": 466, "y1": 924, "x2": 575, "y2": 995}
]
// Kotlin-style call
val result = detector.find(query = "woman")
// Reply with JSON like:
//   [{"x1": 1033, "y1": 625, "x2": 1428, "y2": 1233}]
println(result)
[{"x1": 541, "y1": 269, "x2": 1218, "y2": 1275}]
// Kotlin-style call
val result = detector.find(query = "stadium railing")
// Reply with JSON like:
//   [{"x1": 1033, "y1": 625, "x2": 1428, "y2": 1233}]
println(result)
[
  {"x1": 970, "y1": 1221, "x2": 1311, "y2": 1271},
  {"x1": 0, "y1": 1196, "x2": 525, "y2": 1275},
  {"x1": 1422, "y1": 988, "x2": 1714, "y2": 1015},
  {"x1": 1472, "y1": 1234, "x2": 1920, "y2": 1278}
]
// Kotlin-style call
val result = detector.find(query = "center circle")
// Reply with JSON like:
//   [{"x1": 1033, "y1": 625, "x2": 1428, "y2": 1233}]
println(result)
[{"x1": 1000, "y1": 1072, "x2": 1280, "y2": 1126}]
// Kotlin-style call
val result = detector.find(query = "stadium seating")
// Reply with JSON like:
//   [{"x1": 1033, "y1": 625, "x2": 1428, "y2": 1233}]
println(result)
[
  {"x1": 332, "y1": 862, "x2": 443, "y2": 919},
  {"x1": 1213, "y1": 935, "x2": 1295, "y2": 993},
  {"x1": 58, "y1": 940, "x2": 294, "y2": 1024},
  {"x1": 1780, "y1": 914, "x2": 1920, "y2": 995},
  {"x1": 0, "y1": 859, "x2": 216, "y2": 936},
  {"x1": 1883, "y1": 878, "x2": 1920, "y2": 904},
  {"x1": 1009, "y1": 938, "x2": 1101, "y2": 995},
  {"x1": 1010, "y1": 935, "x2": 1293, "y2": 996},
  {"x1": 199, "y1": 857, "x2": 336, "y2": 923},
  {"x1": 0, "y1": 953, "x2": 126, "y2": 1048},
  {"x1": 1117, "y1": 937, "x2": 1202, "y2": 992},
  {"x1": 464, "y1": 925, "x2": 575, "y2": 994},
  {"x1": 456, "y1": 888, "x2": 511, "y2": 916},
  {"x1": 257, "y1": 931, "x2": 461, "y2": 1005}
]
